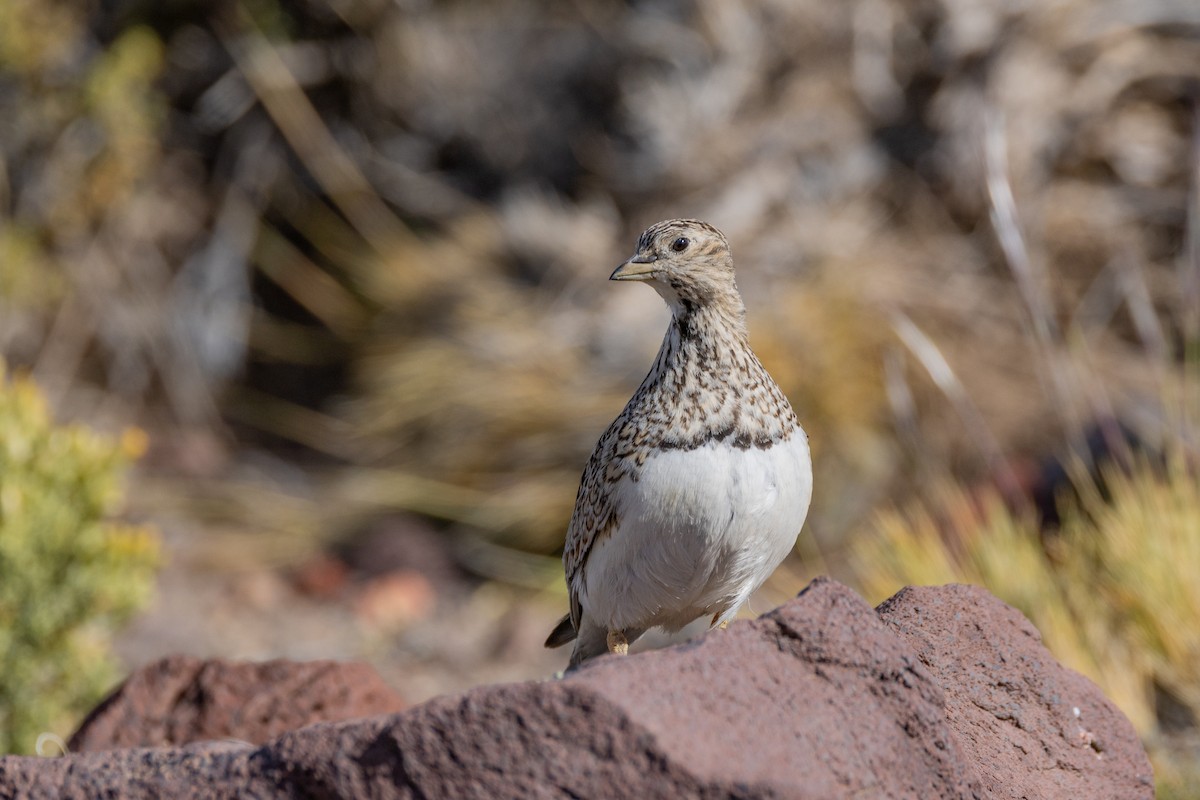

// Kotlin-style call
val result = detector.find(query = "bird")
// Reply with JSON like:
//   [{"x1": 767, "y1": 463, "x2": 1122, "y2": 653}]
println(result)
[{"x1": 545, "y1": 219, "x2": 813, "y2": 667}]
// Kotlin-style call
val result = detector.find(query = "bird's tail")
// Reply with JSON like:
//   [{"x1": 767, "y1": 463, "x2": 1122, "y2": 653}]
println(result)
[{"x1": 543, "y1": 613, "x2": 577, "y2": 649}]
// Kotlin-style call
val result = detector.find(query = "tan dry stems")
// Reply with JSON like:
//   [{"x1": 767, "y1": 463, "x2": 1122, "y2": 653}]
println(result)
[
  {"x1": 4, "y1": 0, "x2": 1192, "y2": 560},
  {"x1": 330, "y1": 3, "x2": 1195, "y2": 597}
]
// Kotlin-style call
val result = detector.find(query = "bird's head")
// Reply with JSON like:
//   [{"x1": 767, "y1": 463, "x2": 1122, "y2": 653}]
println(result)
[{"x1": 610, "y1": 219, "x2": 741, "y2": 319}]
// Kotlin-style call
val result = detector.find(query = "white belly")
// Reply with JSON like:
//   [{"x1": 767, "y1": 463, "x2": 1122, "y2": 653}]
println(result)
[{"x1": 582, "y1": 432, "x2": 812, "y2": 633}]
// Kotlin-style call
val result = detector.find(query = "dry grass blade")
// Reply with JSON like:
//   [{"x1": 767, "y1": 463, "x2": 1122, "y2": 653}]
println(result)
[
  {"x1": 882, "y1": 348, "x2": 919, "y2": 447},
  {"x1": 215, "y1": 4, "x2": 410, "y2": 253},
  {"x1": 983, "y1": 107, "x2": 1129, "y2": 477},
  {"x1": 984, "y1": 108, "x2": 1059, "y2": 345},
  {"x1": 1182, "y1": 105, "x2": 1200, "y2": 451},
  {"x1": 1114, "y1": 252, "x2": 1170, "y2": 361},
  {"x1": 454, "y1": 534, "x2": 563, "y2": 590},
  {"x1": 335, "y1": 468, "x2": 504, "y2": 528},
  {"x1": 1183, "y1": 104, "x2": 1200, "y2": 346},
  {"x1": 224, "y1": 387, "x2": 359, "y2": 460},
  {"x1": 983, "y1": 108, "x2": 1089, "y2": 442},
  {"x1": 890, "y1": 311, "x2": 1022, "y2": 501},
  {"x1": 254, "y1": 226, "x2": 369, "y2": 340}
]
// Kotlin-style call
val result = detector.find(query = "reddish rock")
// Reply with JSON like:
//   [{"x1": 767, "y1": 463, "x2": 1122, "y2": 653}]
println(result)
[
  {"x1": 0, "y1": 580, "x2": 1152, "y2": 799},
  {"x1": 565, "y1": 576, "x2": 980, "y2": 797},
  {"x1": 290, "y1": 553, "x2": 352, "y2": 599},
  {"x1": 68, "y1": 655, "x2": 405, "y2": 752},
  {"x1": 877, "y1": 583, "x2": 1155, "y2": 799},
  {"x1": 353, "y1": 570, "x2": 437, "y2": 631}
]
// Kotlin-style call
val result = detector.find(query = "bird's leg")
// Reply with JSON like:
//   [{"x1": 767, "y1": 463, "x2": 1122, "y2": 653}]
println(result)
[
  {"x1": 606, "y1": 629, "x2": 629, "y2": 656},
  {"x1": 711, "y1": 611, "x2": 730, "y2": 630},
  {"x1": 718, "y1": 620, "x2": 729, "y2": 630}
]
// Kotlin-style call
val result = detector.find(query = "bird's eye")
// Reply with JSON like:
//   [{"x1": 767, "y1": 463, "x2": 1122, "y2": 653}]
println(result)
[{"x1": 670, "y1": 237, "x2": 690, "y2": 252}]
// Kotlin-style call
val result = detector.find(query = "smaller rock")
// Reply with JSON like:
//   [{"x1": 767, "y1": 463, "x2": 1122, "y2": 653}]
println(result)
[
  {"x1": 290, "y1": 552, "x2": 352, "y2": 599},
  {"x1": 69, "y1": 655, "x2": 405, "y2": 752},
  {"x1": 353, "y1": 570, "x2": 437, "y2": 631}
]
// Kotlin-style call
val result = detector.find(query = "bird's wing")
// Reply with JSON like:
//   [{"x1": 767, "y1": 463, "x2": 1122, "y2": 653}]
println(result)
[{"x1": 562, "y1": 424, "x2": 625, "y2": 632}]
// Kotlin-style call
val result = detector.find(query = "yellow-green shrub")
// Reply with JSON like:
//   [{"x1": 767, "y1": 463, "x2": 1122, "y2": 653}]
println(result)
[{"x1": 0, "y1": 364, "x2": 158, "y2": 754}]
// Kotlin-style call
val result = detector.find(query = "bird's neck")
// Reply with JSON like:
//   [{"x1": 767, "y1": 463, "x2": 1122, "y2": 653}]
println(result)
[
  {"x1": 671, "y1": 297, "x2": 748, "y2": 349},
  {"x1": 631, "y1": 291, "x2": 798, "y2": 450},
  {"x1": 647, "y1": 300, "x2": 751, "y2": 384}
]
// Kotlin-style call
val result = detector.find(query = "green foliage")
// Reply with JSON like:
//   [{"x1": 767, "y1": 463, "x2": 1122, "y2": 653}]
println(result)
[
  {"x1": 0, "y1": 364, "x2": 158, "y2": 754},
  {"x1": 0, "y1": 2, "x2": 165, "y2": 311},
  {"x1": 852, "y1": 461, "x2": 1200, "y2": 793}
]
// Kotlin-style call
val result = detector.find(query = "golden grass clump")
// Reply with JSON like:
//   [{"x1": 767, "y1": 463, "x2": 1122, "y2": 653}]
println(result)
[
  {"x1": 340, "y1": 212, "x2": 642, "y2": 553},
  {"x1": 1076, "y1": 462, "x2": 1200, "y2": 722}
]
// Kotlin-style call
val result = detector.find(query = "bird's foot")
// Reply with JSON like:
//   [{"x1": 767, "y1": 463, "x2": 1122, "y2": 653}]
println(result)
[
  {"x1": 710, "y1": 612, "x2": 730, "y2": 630},
  {"x1": 606, "y1": 629, "x2": 629, "y2": 656}
]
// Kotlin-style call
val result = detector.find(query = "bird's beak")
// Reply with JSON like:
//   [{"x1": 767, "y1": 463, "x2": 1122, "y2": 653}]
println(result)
[{"x1": 610, "y1": 253, "x2": 659, "y2": 281}]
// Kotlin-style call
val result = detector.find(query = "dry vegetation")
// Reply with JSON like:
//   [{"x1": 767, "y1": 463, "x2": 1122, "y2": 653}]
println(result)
[{"x1": 2, "y1": 0, "x2": 1199, "y2": 786}]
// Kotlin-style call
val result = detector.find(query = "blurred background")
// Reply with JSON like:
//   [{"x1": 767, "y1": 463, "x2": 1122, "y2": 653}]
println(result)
[{"x1": 1, "y1": 0, "x2": 1198, "y2": 791}]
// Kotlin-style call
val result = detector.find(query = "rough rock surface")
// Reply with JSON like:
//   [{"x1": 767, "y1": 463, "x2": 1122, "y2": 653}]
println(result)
[
  {"x1": 0, "y1": 579, "x2": 1153, "y2": 799},
  {"x1": 68, "y1": 655, "x2": 406, "y2": 751},
  {"x1": 877, "y1": 584, "x2": 1154, "y2": 799}
]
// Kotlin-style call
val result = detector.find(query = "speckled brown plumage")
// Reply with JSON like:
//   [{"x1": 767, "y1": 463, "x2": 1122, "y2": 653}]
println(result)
[{"x1": 546, "y1": 219, "x2": 812, "y2": 666}]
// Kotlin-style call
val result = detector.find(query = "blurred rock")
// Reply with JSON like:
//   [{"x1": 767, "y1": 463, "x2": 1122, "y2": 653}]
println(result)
[
  {"x1": 68, "y1": 655, "x2": 405, "y2": 752},
  {"x1": 353, "y1": 570, "x2": 437, "y2": 631},
  {"x1": 2, "y1": 580, "x2": 1150, "y2": 798},
  {"x1": 290, "y1": 552, "x2": 352, "y2": 600},
  {"x1": 335, "y1": 516, "x2": 461, "y2": 583},
  {"x1": 332, "y1": 516, "x2": 457, "y2": 630}
]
